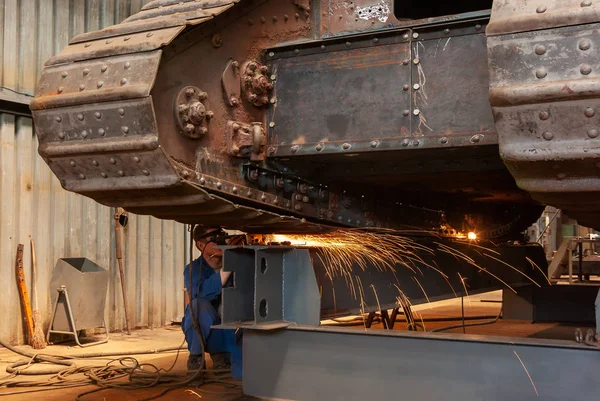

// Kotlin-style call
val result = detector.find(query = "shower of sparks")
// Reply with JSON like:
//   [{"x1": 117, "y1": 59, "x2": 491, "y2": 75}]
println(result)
[
  {"x1": 412, "y1": 276, "x2": 432, "y2": 308},
  {"x1": 483, "y1": 252, "x2": 541, "y2": 288},
  {"x1": 513, "y1": 351, "x2": 539, "y2": 396},
  {"x1": 526, "y1": 256, "x2": 552, "y2": 286}
]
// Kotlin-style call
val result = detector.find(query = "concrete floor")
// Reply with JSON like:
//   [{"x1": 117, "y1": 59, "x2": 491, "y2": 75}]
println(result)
[
  {"x1": 0, "y1": 326, "x2": 250, "y2": 401},
  {"x1": 0, "y1": 291, "x2": 594, "y2": 400}
]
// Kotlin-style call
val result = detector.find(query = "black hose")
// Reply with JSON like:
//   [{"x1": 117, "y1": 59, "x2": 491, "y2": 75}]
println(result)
[{"x1": 430, "y1": 308, "x2": 503, "y2": 333}]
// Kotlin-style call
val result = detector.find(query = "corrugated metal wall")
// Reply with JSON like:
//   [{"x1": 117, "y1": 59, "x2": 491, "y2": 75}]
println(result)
[{"x1": 0, "y1": 0, "x2": 189, "y2": 345}]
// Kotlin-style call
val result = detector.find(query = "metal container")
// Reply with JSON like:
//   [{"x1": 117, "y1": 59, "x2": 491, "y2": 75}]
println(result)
[{"x1": 49, "y1": 258, "x2": 109, "y2": 331}]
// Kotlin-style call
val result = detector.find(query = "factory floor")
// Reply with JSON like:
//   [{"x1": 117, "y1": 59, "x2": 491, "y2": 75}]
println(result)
[{"x1": 0, "y1": 291, "x2": 594, "y2": 400}]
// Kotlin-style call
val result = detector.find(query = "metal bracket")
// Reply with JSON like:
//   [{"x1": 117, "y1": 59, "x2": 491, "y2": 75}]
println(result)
[{"x1": 220, "y1": 246, "x2": 320, "y2": 329}]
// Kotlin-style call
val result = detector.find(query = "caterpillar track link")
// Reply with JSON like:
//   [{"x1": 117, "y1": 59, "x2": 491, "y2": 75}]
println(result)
[{"x1": 31, "y1": 0, "x2": 600, "y2": 235}]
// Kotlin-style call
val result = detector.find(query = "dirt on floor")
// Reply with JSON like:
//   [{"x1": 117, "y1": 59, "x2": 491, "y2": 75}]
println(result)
[{"x1": 0, "y1": 326, "x2": 251, "y2": 401}]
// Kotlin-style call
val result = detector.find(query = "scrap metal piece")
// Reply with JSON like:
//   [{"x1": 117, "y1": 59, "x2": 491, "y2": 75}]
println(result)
[{"x1": 226, "y1": 121, "x2": 266, "y2": 160}]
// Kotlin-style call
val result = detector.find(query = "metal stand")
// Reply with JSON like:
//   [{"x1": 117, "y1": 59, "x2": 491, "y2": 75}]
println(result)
[{"x1": 47, "y1": 286, "x2": 109, "y2": 347}]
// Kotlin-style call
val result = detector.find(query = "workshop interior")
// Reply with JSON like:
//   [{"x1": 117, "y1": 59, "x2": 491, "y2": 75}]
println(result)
[{"x1": 1, "y1": 0, "x2": 600, "y2": 400}]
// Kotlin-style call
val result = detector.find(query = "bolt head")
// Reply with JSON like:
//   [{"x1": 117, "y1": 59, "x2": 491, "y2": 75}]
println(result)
[
  {"x1": 535, "y1": 67, "x2": 548, "y2": 79},
  {"x1": 206, "y1": 111, "x2": 214, "y2": 119},
  {"x1": 413, "y1": 83, "x2": 420, "y2": 90},
  {"x1": 440, "y1": 137, "x2": 448, "y2": 144},
  {"x1": 535, "y1": 44, "x2": 547, "y2": 55},
  {"x1": 269, "y1": 122, "x2": 276, "y2": 128},
  {"x1": 198, "y1": 92, "x2": 208, "y2": 100},
  {"x1": 95, "y1": 112, "x2": 102, "y2": 119},
  {"x1": 316, "y1": 143, "x2": 323, "y2": 151},
  {"x1": 199, "y1": 127, "x2": 208, "y2": 135},
  {"x1": 585, "y1": 107, "x2": 596, "y2": 117},
  {"x1": 185, "y1": 124, "x2": 195, "y2": 133},
  {"x1": 291, "y1": 144, "x2": 299, "y2": 153},
  {"x1": 536, "y1": 5, "x2": 547, "y2": 13},
  {"x1": 413, "y1": 109, "x2": 420, "y2": 116},
  {"x1": 370, "y1": 140, "x2": 378, "y2": 148},
  {"x1": 342, "y1": 142, "x2": 351, "y2": 150},
  {"x1": 412, "y1": 32, "x2": 419, "y2": 39},
  {"x1": 588, "y1": 129, "x2": 599, "y2": 138},
  {"x1": 582, "y1": 0, "x2": 592, "y2": 7},
  {"x1": 581, "y1": 64, "x2": 592, "y2": 75},
  {"x1": 542, "y1": 131, "x2": 554, "y2": 140},
  {"x1": 413, "y1": 58, "x2": 420, "y2": 64},
  {"x1": 539, "y1": 110, "x2": 550, "y2": 120},
  {"x1": 118, "y1": 108, "x2": 125, "y2": 116},
  {"x1": 579, "y1": 39, "x2": 591, "y2": 51},
  {"x1": 402, "y1": 139, "x2": 409, "y2": 146}
]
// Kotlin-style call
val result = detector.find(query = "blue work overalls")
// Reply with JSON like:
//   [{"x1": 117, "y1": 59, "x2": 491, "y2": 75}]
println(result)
[{"x1": 182, "y1": 256, "x2": 242, "y2": 379}]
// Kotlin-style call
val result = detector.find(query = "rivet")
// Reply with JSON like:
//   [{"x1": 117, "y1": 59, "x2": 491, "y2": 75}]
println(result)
[
  {"x1": 291, "y1": 145, "x2": 299, "y2": 153},
  {"x1": 582, "y1": 0, "x2": 592, "y2": 6},
  {"x1": 261, "y1": 17, "x2": 266, "y2": 24},
  {"x1": 146, "y1": 32, "x2": 153, "y2": 37},
  {"x1": 535, "y1": 44, "x2": 546, "y2": 55},
  {"x1": 270, "y1": 97, "x2": 277, "y2": 104},
  {"x1": 79, "y1": 174, "x2": 86, "y2": 179},
  {"x1": 101, "y1": 65, "x2": 108, "y2": 72},
  {"x1": 81, "y1": 130, "x2": 88, "y2": 138},
  {"x1": 535, "y1": 67, "x2": 547, "y2": 79},
  {"x1": 402, "y1": 139, "x2": 409, "y2": 146},
  {"x1": 370, "y1": 140, "x2": 378, "y2": 148},
  {"x1": 273, "y1": 16, "x2": 278, "y2": 22},
  {"x1": 101, "y1": 172, "x2": 107, "y2": 178},
  {"x1": 579, "y1": 39, "x2": 591, "y2": 51},
  {"x1": 373, "y1": 37, "x2": 379, "y2": 43},
  {"x1": 403, "y1": 33, "x2": 409, "y2": 40},
  {"x1": 557, "y1": 173, "x2": 566, "y2": 180},
  {"x1": 58, "y1": 86, "x2": 64, "y2": 93},
  {"x1": 200, "y1": 177, "x2": 206, "y2": 185},
  {"x1": 444, "y1": 28, "x2": 450, "y2": 34},
  {"x1": 412, "y1": 32, "x2": 419, "y2": 39},
  {"x1": 77, "y1": 113, "x2": 84, "y2": 121},
  {"x1": 294, "y1": 49, "x2": 299, "y2": 54},
  {"x1": 580, "y1": 64, "x2": 592, "y2": 75},
  {"x1": 118, "y1": 108, "x2": 125, "y2": 116},
  {"x1": 413, "y1": 109, "x2": 420, "y2": 116},
  {"x1": 321, "y1": 45, "x2": 326, "y2": 50},
  {"x1": 403, "y1": 59, "x2": 409, "y2": 65},
  {"x1": 124, "y1": 36, "x2": 130, "y2": 41},
  {"x1": 55, "y1": 116, "x2": 62, "y2": 122},
  {"x1": 337, "y1": 215, "x2": 343, "y2": 221},
  {"x1": 269, "y1": 122, "x2": 275, "y2": 128},
  {"x1": 403, "y1": 84, "x2": 410, "y2": 91},
  {"x1": 94, "y1": 112, "x2": 102, "y2": 119},
  {"x1": 58, "y1": 132, "x2": 65, "y2": 139},
  {"x1": 142, "y1": 170, "x2": 150, "y2": 176},
  {"x1": 98, "y1": 128, "x2": 106, "y2": 136},
  {"x1": 402, "y1": 110, "x2": 410, "y2": 116},
  {"x1": 118, "y1": 170, "x2": 124, "y2": 176},
  {"x1": 269, "y1": 52, "x2": 275, "y2": 58},
  {"x1": 346, "y1": 41, "x2": 351, "y2": 47},
  {"x1": 84, "y1": 43, "x2": 91, "y2": 48},
  {"x1": 542, "y1": 131, "x2": 554, "y2": 140},
  {"x1": 122, "y1": 126, "x2": 129, "y2": 134},
  {"x1": 79, "y1": 84, "x2": 86, "y2": 91},
  {"x1": 270, "y1": 74, "x2": 277, "y2": 80},
  {"x1": 121, "y1": 78, "x2": 128, "y2": 85},
  {"x1": 316, "y1": 143, "x2": 323, "y2": 151},
  {"x1": 536, "y1": 5, "x2": 547, "y2": 13},
  {"x1": 585, "y1": 107, "x2": 596, "y2": 117},
  {"x1": 105, "y1": 39, "x2": 112, "y2": 44},
  {"x1": 61, "y1": 71, "x2": 68, "y2": 78},
  {"x1": 109, "y1": 158, "x2": 116, "y2": 164},
  {"x1": 413, "y1": 58, "x2": 420, "y2": 64},
  {"x1": 588, "y1": 129, "x2": 599, "y2": 138},
  {"x1": 295, "y1": 204, "x2": 303, "y2": 211},
  {"x1": 440, "y1": 137, "x2": 448, "y2": 144},
  {"x1": 248, "y1": 18, "x2": 254, "y2": 25},
  {"x1": 92, "y1": 160, "x2": 99, "y2": 166},
  {"x1": 70, "y1": 160, "x2": 76, "y2": 167},
  {"x1": 124, "y1": 62, "x2": 131, "y2": 69},
  {"x1": 83, "y1": 68, "x2": 90, "y2": 76},
  {"x1": 412, "y1": 139, "x2": 419, "y2": 146},
  {"x1": 475, "y1": 24, "x2": 482, "y2": 30},
  {"x1": 216, "y1": 182, "x2": 222, "y2": 189},
  {"x1": 284, "y1": 14, "x2": 289, "y2": 21},
  {"x1": 342, "y1": 142, "x2": 351, "y2": 150},
  {"x1": 413, "y1": 83, "x2": 420, "y2": 90},
  {"x1": 262, "y1": 194, "x2": 267, "y2": 201},
  {"x1": 133, "y1": 156, "x2": 141, "y2": 163},
  {"x1": 471, "y1": 134, "x2": 482, "y2": 143},
  {"x1": 539, "y1": 110, "x2": 550, "y2": 120}
]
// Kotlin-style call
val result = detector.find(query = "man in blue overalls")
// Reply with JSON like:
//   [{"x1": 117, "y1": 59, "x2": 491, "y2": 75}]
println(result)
[{"x1": 182, "y1": 226, "x2": 243, "y2": 379}]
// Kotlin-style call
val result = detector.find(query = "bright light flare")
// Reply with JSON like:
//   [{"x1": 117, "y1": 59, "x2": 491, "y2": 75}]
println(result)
[{"x1": 467, "y1": 232, "x2": 477, "y2": 240}]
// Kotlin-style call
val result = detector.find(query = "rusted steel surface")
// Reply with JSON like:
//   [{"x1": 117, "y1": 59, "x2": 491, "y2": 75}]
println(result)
[
  {"x1": 31, "y1": 0, "x2": 553, "y2": 237},
  {"x1": 488, "y1": 0, "x2": 600, "y2": 228}
]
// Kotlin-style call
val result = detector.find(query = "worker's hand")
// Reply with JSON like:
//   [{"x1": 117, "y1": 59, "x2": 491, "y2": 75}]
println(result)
[{"x1": 227, "y1": 235, "x2": 245, "y2": 246}]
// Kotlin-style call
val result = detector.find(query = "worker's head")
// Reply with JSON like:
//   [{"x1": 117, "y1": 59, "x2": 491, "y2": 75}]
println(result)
[{"x1": 193, "y1": 225, "x2": 224, "y2": 266}]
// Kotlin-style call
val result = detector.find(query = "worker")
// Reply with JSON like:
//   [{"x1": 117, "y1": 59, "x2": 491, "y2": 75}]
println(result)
[{"x1": 182, "y1": 226, "x2": 243, "y2": 379}]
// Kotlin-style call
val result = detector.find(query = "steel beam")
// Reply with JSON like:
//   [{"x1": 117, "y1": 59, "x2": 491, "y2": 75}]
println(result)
[{"x1": 244, "y1": 326, "x2": 600, "y2": 401}]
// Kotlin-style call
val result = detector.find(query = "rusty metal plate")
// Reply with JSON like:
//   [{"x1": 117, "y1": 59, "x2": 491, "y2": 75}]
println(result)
[
  {"x1": 410, "y1": 27, "x2": 494, "y2": 140},
  {"x1": 70, "y1": 18, "x2": 186, "y2": 44},
  {"x1": 32, "y1": 51, "x2": 161, "y2": 110},
  {"x1": 124, "y1": 2, "x2": 234, "y2": 23},
  {"x1": 46, "y1": 26, "x2": 184, "y2": 66},
  {"x1": 267, "y1": 33, "x2": 411, "y2": 154},
  {"x1": 488, "y1": 0, "x2": 600, "y2": 36},
  {"x1": 142, "y1": 0, "x2": 233, "y2": 11}
]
